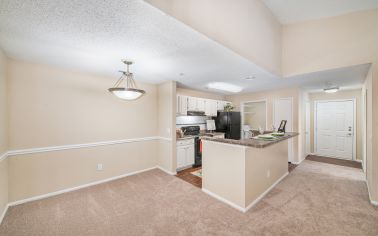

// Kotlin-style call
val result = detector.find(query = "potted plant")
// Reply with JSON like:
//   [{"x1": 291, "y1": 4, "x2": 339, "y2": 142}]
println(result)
[{"x1": 224, "y1": 103, "x2": 235, "y2": 112}]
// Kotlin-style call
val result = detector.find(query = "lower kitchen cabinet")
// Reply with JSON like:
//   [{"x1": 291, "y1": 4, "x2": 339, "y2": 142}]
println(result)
[{"x1": 177, "y1": 139, "x2": 195, "y2": 170}]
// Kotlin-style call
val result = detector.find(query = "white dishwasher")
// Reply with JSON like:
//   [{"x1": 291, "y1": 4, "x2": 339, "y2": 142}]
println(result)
[{"x1": 176, "y1": 138, "x2": 195, "y2": 171}]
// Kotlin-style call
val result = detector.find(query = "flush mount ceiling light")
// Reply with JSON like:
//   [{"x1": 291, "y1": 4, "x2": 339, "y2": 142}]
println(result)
[
  {"x1": 324, "y1": 87, "x2": 339, "y2": 93},
  {"x1": 207, "y1": 82, "x2": 243, "y2": 93},
  {"x1": 108, "y1": 60, "x2": 146, "y2": 100},
  {"x1": 245, "y1": 76, "x2": 256, "y2": 80}
]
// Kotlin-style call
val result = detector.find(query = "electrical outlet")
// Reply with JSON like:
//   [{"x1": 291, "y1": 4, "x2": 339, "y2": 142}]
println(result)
[
  {"x1": 267, "y1": 170, "x2": 270, "y2": 178},
  {"x1": 97, "y1": 163, "x2": 103, "y2": 171}
]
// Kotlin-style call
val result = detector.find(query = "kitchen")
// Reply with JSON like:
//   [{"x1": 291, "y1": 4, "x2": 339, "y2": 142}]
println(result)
[
  {"x1": 175, "y1": 88, "x2": 297, "y2": 201},
  {"x1": 175, "y1": 92, "x2": 234, "y2": 186}
]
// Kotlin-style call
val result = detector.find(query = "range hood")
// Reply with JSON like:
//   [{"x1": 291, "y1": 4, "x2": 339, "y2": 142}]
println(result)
[{"x1": 187, "y1": 110, "x2": 205, "y2": 116}]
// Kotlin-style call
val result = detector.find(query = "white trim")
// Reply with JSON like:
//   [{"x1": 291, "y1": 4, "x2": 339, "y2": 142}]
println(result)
[
  {"x1": 202, "y1": 188, "x2": 246, "y2": 212},
  {"x1": 8, "y1": 166, "x2": 158, "y2": 207},
  {"x1": 291, "y1": 158, "x2": 305, "y2": 165},
  {"x1": 0, "y1": 151, "x2": 8, "y2": 162},
  {"x1": 0, "y1": 204, "x2": 9, "y2": 225},
  {"x1": 273, "y1": 97, "x2": 294, "y2": 162},
  {"x1": 244, "y1": 172, "x2": 289, "y2": 212},
  {"x1": 366, "y1": 180, "x2": 378, "y2": 206},
  {"x1": 0, "y1": 136, "x2": 173, "y2": 162},
  {"x1": 202, "y1": 172, "x2": 289, "y2": 213},
  {"x1": 7, "y1": 136, "x2": 160, "y2": 156},
  {"x1": 157, "y1": 166, "x2": 177, "y2": 175},
  {"x1": 314, "y1": 99, "x2": 357, "y2": 161},
  {"x1": 158, "y1": 136, "x2": 173, "y2": 141}
]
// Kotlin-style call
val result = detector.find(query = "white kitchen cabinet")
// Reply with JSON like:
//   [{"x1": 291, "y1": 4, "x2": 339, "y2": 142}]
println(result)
[
  {"x1": 187, "y1": 97, "x2": 197, "y2": 111},
  {"x1": 197, "y1": 98, "x2": 206, "y2": 112},
  {"x1": 177, "y1": 146, "x2": 187, "y2": 168},
  {"x1": 176, "y1": 138, "x2": 195, "y2": 170},
  {"x1": 205, "y1": 99, "x2": 218, "y2": 116},
  {"x1": 177, "y1": 95, "x2": 188, "y2": 115},
  {"x1": 177, "y1": 95, "x2": 231, "y2": 115},
  {"x1": 185, "y1": 145, "x2": 195, "y2": 166}
]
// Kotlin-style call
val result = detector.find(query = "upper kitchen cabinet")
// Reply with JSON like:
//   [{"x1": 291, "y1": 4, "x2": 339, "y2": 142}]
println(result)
[
  {"x1": 177, "y1": 95, "x2": 188, "y2": 115},
  {"x1": 205, "y1": 99, "x2": 218, "y2": 116},
  {"x1": 187, "y1": 96, "x2": 197, "y2": 111},
  {"x1": 187, "y1": 96, "x2": 205, "y2": 112},
  {"x1": 177, "y1": 95, "x2": 231, "y2": 116}
]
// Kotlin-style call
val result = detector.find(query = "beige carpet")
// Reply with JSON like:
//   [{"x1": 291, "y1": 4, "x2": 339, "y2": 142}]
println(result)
[{"x1": 1, "y1": 160, "x2": 377, "y2": 235}]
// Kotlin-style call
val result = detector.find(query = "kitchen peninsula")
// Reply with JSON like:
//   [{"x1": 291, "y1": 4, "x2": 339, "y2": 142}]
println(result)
[{"x1": 201, "y1": 133, "x2": 299, "y2": 212}]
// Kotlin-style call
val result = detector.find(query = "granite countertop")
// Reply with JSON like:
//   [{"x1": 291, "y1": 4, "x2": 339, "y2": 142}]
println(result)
[
  {"x1": 176, "y1": 132, "x2": 225, "y2": 140},
  {"x1": 201, "y1": 132, "x2": 299, "y2": 148}
]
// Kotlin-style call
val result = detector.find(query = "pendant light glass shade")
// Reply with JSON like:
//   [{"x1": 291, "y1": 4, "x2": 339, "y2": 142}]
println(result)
[{"x1": 108, "y1": 61, "x2": 146, "y2": 100}]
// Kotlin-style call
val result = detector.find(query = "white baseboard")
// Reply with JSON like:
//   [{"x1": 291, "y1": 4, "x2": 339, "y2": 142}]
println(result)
[
  {"x1": 291, "y1": 158, "x2": 305, "y2": 165},
  {"x1": 366, "y1": 180, "x2": 378, "y2": 206},
  {"x1": 202, "y1": 172, "x2": 289, "y2": 213},
  {"x1": 202, "y1": 188, "x2": 246, "y2": 212},
  {"x1": 157, "y1": 166, "x2": 177, "y2": 175},
  {"x1": 8, "y1": 166, "x2": 157, "y2": 207},
  {"x1": 244, "y1": 172, "x2": 289, "y2": 212},
  {"x1": 0, "y1": 204, "x2": 9, "y2": 225}
]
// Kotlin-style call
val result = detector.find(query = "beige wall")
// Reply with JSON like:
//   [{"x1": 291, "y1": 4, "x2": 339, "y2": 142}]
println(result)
[
  {"x1": 309, "y1": 89, "x2": 363, "y2": 160},
  {"x1": 177, "y1": 87, "x2": 225, "y2": 101},
  {"x1": 282, "y1": 8, "x2": 378, "y2": 77},
  {"x1": 145, "y1": 0, "x2": 282, "y2": 76},
  {"x1": 157, "y1": 81, "x2": 177, "y2": 173},
  {"x1": 8, "y1": 60, "x2": 158, "y2": 149},
  {"x1": 226, "y1": 88, "x2": 301, "y2": 163},
  {"x1": 8, "y1": 141, "x2": 157, "y2": 202},
  {"x1": 202, "y1": 139, "x2": 288, "y2": 209},
  {"x1": 0, "y1": 49, "x2": 8, "y2": 221},
  {"x1": 6, "y1": 60, "x2": 161, "y2": 202},
  {"x1": 282, "y1": 9, "x2": 378, "y2": 201},
  {"x1": 0, "y1": 49, "x2": 7, "y2": 155}
]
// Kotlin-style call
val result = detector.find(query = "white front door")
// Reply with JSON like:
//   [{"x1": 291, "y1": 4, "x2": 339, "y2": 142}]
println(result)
[
  {"x1": 315, "y1": 100, "x2": 354, "y2": 160},
  {"x1": 274, "y1": 98, "x2": 293, "y2": 162}
]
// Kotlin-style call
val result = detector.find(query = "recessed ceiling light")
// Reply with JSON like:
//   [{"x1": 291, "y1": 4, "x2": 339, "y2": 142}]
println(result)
[
  {"x1": 324, "y1": 87, "x2": 339, "y2": 93},
  {"x1": 245, "y1": 76, "x2": 256, "y2": 80},
  {"x1": 207, "y1": 82, "x2": 243, "y2": 93}
]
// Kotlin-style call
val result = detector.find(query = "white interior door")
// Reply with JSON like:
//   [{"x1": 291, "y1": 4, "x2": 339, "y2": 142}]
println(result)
[
  {"x1": 315, "y1": 100, "x2": 354, "y2": 160},
  {"x1": 305, "y1": 101, "x2": 311, "y2": 155},
  {"x1": 274, "y1": 98, "x2": 293, "y2": 162}
]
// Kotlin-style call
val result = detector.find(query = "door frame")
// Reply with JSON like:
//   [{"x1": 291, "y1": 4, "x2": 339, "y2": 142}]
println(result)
[
  {"x1": 314, "y1": 99, "x2": 357, "y2": 160},
  {"x1": 305, "y1": 101, "x2": 311, "y2": 156},
  {"x1": 240, "y1": 99, "x2": 268, "y2": 130},
  {"x1": 273, "y1": 97, "x2": 294, "y2": 163}
]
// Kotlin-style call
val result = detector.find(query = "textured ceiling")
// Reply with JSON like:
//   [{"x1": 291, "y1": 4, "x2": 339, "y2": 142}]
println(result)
[
  {"x1": 0, "y1": 0, "x2": 278, "y2": 94},
  {"x1": 0, "y1": 0, "x2": 370, "y2": 94},
  {"x1": 263, "y1": 0, "x2": 378, "y2": 24}
]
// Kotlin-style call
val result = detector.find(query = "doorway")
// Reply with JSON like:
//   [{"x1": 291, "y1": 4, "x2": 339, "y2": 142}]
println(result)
[
  {"x1": 314, "y1": 100, "x2": 356, "y2": 160},
  {"x1": 274, "y1": 97, "x2": 293, "y2": 162}
]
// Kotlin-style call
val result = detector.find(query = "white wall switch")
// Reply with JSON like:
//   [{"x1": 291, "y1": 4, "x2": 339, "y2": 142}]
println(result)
[
  {"x1": 267, "y1": 170, "x2": 270, "y2": 178},
  {"x1": 97, "y1": 163, "x2": 103, "y2": 171}
]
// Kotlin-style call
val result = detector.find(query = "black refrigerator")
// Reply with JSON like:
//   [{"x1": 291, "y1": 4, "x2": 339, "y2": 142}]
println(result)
[{"x1": 215, "y1": 111, "x2": 241, "y2": 140}]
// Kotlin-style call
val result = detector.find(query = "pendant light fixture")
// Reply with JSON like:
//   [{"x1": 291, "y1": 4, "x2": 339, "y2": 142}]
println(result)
[{"x1": 108, "y1": 60, "x2": 146, "y2": 100}]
